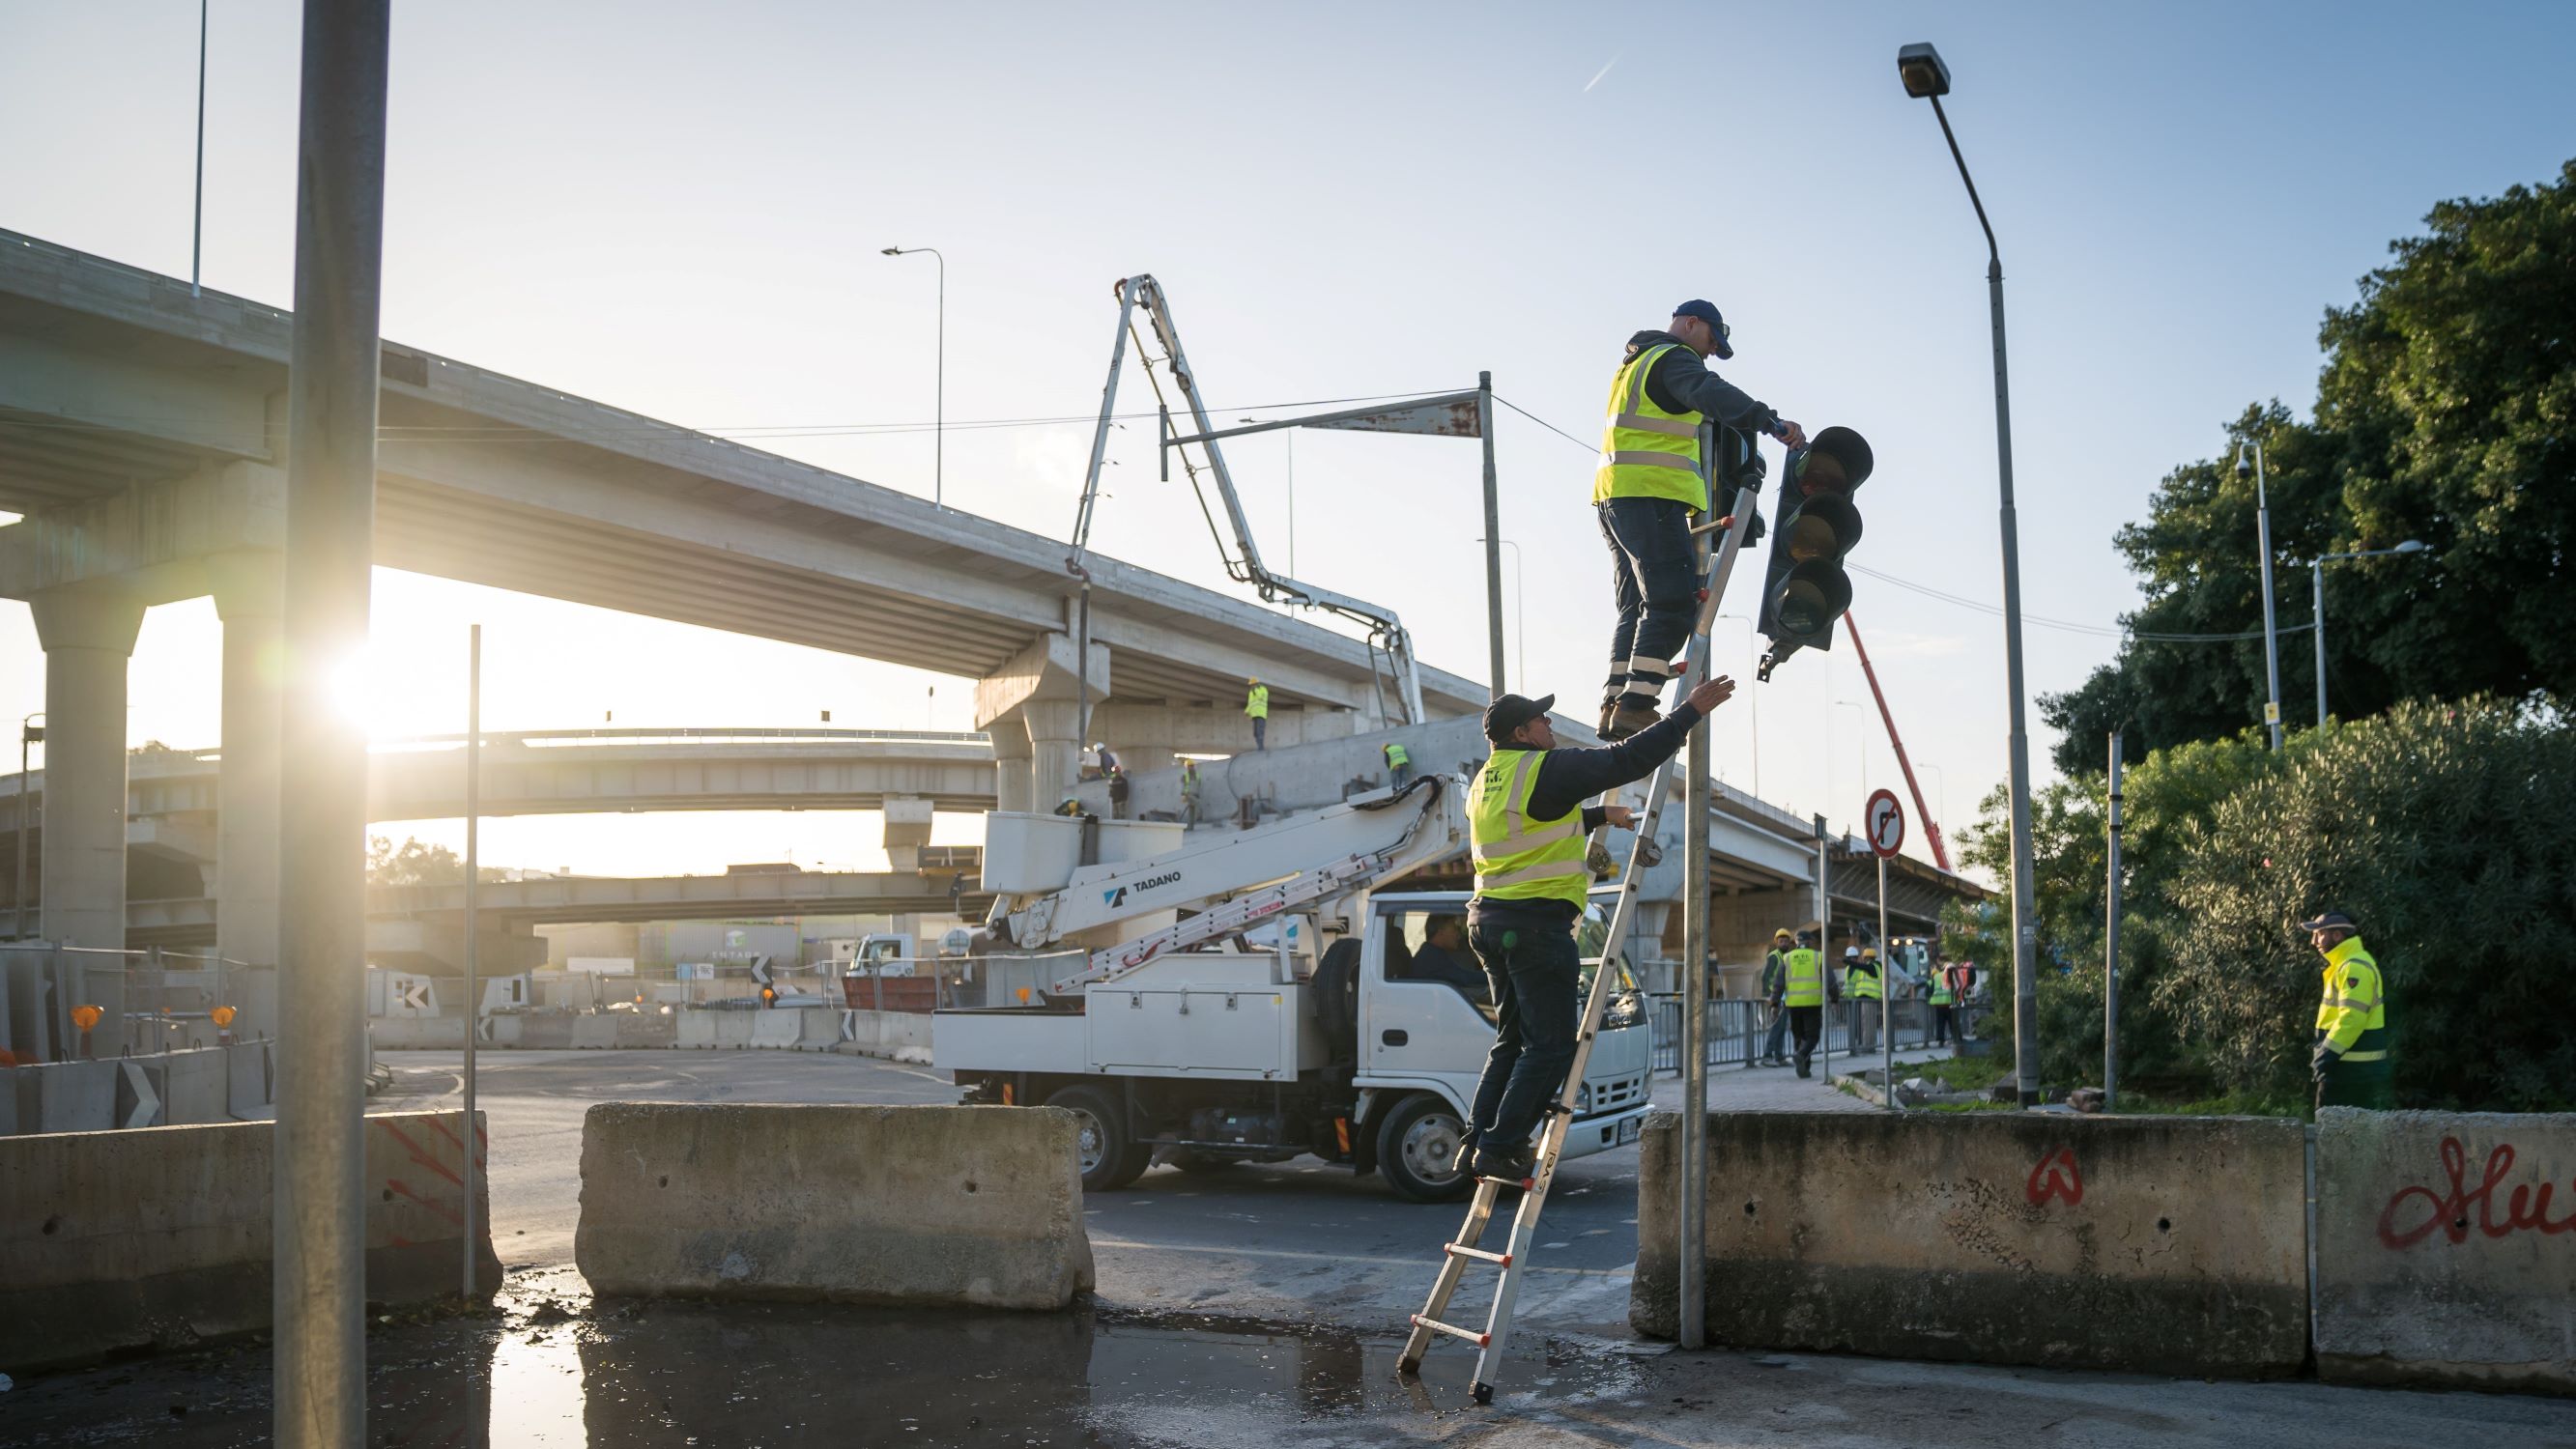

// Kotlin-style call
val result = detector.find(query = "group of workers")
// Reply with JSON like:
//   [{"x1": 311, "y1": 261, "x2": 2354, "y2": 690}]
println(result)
[{"x1": 1748, "y1": 931, "x2": 1978, "y2": 1076}]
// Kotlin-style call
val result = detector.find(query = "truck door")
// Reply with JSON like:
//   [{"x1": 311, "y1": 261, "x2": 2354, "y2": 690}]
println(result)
[{"x1": 1361, "y1": 904, "x2": 1496, "y2": 1083}]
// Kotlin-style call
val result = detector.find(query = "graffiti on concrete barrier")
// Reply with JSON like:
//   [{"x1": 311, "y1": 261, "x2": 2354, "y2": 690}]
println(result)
[
  {"x1": 2025, "y1": 1147, "x2": 2083, "y2": 1207},
  {"x1": 2378, "y1": 1135, "x2": 2576, "y2": 1249}
]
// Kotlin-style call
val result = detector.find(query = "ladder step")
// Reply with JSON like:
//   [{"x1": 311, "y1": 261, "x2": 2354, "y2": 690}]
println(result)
[
  {"x1": 1444, "y1": 1242, "x2": 1511, "y2": 1266},
  {"x1": 1475, "y1": 1174, "x2": 1534, "y2": 1189},
  {"x1": 1410, "y1": 1314, "x2": 1490, "y2": 1347}
]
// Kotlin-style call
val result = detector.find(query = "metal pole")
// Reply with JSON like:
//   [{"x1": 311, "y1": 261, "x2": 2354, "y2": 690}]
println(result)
[
  {"x1": 1877, "y1": 855, "x2": 1895, "y2": 1108},
  {"x1": 272, "y1": 4, "x2": 389, "y2": 1443},
  {"x1": 2312, "y1": 559, "x2": 2329, "y2": 727},
  {"x1": 942, "y1": 252, "x2": 953, "y2": 512},
  {"x1": 14, "y1": 721, "x2": 31, "y2": 941},
  {"x1": 1926, "y1": 93, "x2": 2042, "y2": 1109},
  {"x1": 2253, "y1": 442, "x2": 2282, "y2": 751},
  {"x1": 1478, "y1": 372, "x2": 1505, "y2": 699},
  {"x1": 2104, "y1": 730, "x2": 2123, "y2": 1112},
  {"x1": 1813, "y1": 813, "x2": 1831, "y2": 1082},
  {"x1": 1676, "y1": 427, "x2": 1714, "y2": 1350},
  {"x1": 462, "y1": 625, "x2": 480, "y2": 1298},
  {"x1": 191, "y1": 0, "x2": 208, "y2": 298}
]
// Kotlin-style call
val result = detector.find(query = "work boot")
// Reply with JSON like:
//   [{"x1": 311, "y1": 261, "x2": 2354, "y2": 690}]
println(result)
[
  {"x1": 1449, "y1": 1129, "x2": 1479, "y2": 1176},
  {"x1": 1595, "y1": 700, "x2": 1619, "y2": 738},
  {"x1": 1603, "y1": 702, "x2": 1662, "y2": 741},
  {"x1": 1470, "y1": 1140, "x2": 1536, "y2": 1184}
]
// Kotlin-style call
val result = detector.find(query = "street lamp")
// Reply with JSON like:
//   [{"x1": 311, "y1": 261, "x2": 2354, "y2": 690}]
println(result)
[
  {"x1": 880, "y1": 245, "x2": 945, "y2": 507},
  {"x1": 2311, "y1": 540, "x2": 2429, "y2": 725},
  {"x1": 2236, "y1": 441, "x2": 2284, "y2": 751},
  {"x1": 14, "y1": 713, "x2": 41, "y2": 940},
  {"x1": 1242, "y1": 418, "x2": 1295, "y2": 578},
  {"x1": 1899, "y1": 41, "x2": 2043, "y2": 1107}
]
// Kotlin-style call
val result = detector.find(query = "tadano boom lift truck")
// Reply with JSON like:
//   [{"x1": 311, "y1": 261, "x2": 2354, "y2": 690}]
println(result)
[{"x1": 933, "y1": 776, "x2": 1655, "y2": 1200}]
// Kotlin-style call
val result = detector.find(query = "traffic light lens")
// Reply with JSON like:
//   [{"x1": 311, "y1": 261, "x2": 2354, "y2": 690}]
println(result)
[{"x1": 1783, "y1": 497, "x2": 1862, "y2": 562}]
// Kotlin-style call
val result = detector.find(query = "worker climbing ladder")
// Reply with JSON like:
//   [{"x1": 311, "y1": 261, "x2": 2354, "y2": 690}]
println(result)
[{"x1": 1397, "y1": 475, "x2": 1762, "y2": 1406}]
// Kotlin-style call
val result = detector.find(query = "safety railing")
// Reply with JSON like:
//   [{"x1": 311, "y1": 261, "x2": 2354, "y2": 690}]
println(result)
[{"x1": 1646, "y1": 993, "x2": 1978, "y2": 1076}]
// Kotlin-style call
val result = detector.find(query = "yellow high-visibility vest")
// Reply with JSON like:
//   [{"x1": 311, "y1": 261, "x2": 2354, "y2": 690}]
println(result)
[
  {"x1": 2315, "y1": 937, "x2": 2390, "y2": 1064},
  {"x1": 1782, "y1": 948, "x2": 1824, "y2": 1007},
  {"x1": 1846, "y1": 964, "x2": 1882, "y2": 1001},
  {"x1": 1469, "y1": 749, "x2": 1588, "y2": 907},
  {"x1": 1385, "y1": 742, "x2": 1411, "y2": 768},
  {"x1": 1591, "y1": 343, "x2": 1705, "y2": 511},
  {"x1": 1245, "y1": 685, "x2": 1269, "y2": 720}
]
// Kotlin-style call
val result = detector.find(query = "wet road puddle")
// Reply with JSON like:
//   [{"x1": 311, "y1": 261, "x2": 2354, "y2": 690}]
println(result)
[{"x1": 3, "y1": 1271, "x2": 1649, "y2": 1446}]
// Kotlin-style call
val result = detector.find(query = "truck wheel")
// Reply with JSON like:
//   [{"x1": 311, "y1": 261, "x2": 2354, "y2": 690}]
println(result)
[
  {"x1": 1376, "y1": 1094, "x2": 1473, "y2": 1203},
  {"x1": 1047, "y1": 1085, "x2": 1151, "y2": 1192}
]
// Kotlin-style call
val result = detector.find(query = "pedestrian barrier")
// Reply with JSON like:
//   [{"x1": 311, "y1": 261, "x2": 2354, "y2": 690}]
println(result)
[
  {"x1": 2313, "y1": 1107, "x2": 2576, "y2": 1394},
  {"x1": 575, "y1": 1102, "x2": 1095, "y2": 1310},
  {"x1": 1632, "y1": 1110, "x2": 2311, "y2": 1378},
  {"x1": 1646, "y1": 995, "x2": 1950, "y2": 1074},
  {"x1": 0, "y1": 1109, "x2": 496, "y2": 1372}
]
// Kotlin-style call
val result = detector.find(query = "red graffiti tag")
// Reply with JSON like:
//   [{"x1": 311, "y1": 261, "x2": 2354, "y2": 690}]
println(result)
[
  {"x1": 2377, "y1": 1136, "x2": 2576, "y2": 1249},
  {"x1": 2025, "y1": 1147, "x2": 2083, "y2": 1207}
]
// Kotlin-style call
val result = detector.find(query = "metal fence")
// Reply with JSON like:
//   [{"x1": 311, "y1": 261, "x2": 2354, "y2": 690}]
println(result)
[
  {"x1": 1646, "y1": 994, "x2": 1977, "y2": 1075},
  {"x1": 1, "y1": 941, "x2": 262, "y2": 1063}
]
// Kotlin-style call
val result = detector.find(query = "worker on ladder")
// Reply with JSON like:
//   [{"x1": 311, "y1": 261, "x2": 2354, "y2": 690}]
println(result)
[
  {"x1": 1594, "y1": 300, "x2": 1804, "y2": 740},
  {"x1": 1458, "y1": 677, "x2": 1733, "y2": 1181}
]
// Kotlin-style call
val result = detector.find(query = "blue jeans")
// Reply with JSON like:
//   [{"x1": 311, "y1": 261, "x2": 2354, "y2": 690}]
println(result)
[
  {"x1": 1598, "y1": 497, "x2": 1700, "y2": 707},
  {"x1": 1467, "y1": 919, "x2": 1582, "y2": 1150},
  {"x1": 1762, "y1": 1001, "x2": 1789, "y2": 1060}
]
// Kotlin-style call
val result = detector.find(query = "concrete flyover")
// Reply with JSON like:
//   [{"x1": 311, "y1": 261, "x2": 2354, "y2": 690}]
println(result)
[{"x1": 0, "y1": 227, "x2": 1494, "y2": 969}]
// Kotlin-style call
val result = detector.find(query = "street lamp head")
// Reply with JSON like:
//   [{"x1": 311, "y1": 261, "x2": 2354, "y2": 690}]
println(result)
[
  {"x1": 1897, "y1": 43, "x2": 1951, "y2": 99},
  {"x1": 879, "y1": 246, "x2": 903, "y2": 256},
  {"x1": 2393, "y1": 539, "x2": 2429, "y2": 554}
]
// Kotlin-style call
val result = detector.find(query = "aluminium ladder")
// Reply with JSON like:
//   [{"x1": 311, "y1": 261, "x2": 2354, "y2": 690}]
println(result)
[{"x1": 1395, "y1": 483, "x2": 1760, "y2": 1406}]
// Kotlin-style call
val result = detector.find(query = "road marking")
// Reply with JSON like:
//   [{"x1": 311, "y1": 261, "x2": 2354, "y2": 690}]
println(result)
[{"x1": 1088, "y1": 1237, "x2": 1633, "y2": 1279}]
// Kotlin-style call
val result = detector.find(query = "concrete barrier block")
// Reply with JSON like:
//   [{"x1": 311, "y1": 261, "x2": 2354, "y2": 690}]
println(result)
[
  {"x1": 0, "y1": 1110, "x2": 497, "y2": 1372},
  {"x1": 225, "y1": 1041, "x2": 272, "y2": 1120},
  {"x1": 2315, "y1": 1107, "x2": 2576, "y2": 1394},
  {"x1": 614, "y1": 1014, "x2": 677, "y2": 1048},
  {"x1": 157, "y1": 1048, "x2": 232, "y2": 1126},
  {"x1": 576, "y1": 1102, "x2": 1095, "y2": 1310},
  {"x1": 677, "y1": 1010, "x2": 720, "y2": 1048},
  {"x1": 16, "y1": 1059, "x2": 115, "y2": 1134},
  {"x1": 115, "y1": 1060, "x2": 166, "y2": 1129},
  {"x1": 570, "y1": 1015, "x2": 618, "y2": 1049},
  {"x1": 749, "y1": 1011, "x2": 801, "y2": 1048},
  {"x1": 1632, "y1": 1111, "x2": 2308, "y2": 1378}
]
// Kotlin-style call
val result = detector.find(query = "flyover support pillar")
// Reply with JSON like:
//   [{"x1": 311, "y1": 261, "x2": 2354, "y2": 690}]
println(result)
[
  {"x1": 1023, "y1": 700, "x2": 1083, "y2": 815},
  {"x1": 30, "y1": 586, "x2": 145, "y2": 1052},
  {"x1": 213, "y1": 556, "x2": 284, "y2": 976},
  {"x1": 989, "y1": 728, "x2": 1033, "y2": 815}
]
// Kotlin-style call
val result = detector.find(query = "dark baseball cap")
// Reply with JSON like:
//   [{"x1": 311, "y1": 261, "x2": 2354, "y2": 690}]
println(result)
[
  {"x1": 1673, "y1": 298, "x2": 1734, "y2": 358},
  {"x1": 1482, "y1": 693, "x2": 1556, "y2": 742},
  {"x1": 2298, "y1": 911, "x2": 2358, "y2": 932}
]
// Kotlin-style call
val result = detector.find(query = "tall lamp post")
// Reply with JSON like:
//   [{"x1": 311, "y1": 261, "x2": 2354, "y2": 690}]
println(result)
[
  {"x1": 2311, "y1": 540, "x2": 2429, "y2": 724},
  {"x1": 2237, "y1": 441, "x2": 2284, "y2": 750},
  {"x1": 880, "y1": 245, "x2": 946, "y2": 507},
  {"x1": 1476, "y1": 536, "x2": 1526, "y2": 694},
  {"x1": 1899, "y1": 42, "x2": 2042, "y2": 1107}
]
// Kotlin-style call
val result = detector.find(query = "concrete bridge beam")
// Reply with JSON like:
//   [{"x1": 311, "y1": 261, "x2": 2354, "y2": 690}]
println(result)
[
  {"x1": 212, "y1": 554, "x2": 284, "y2": 969},
  {"x1": 31, "y1": 586, "x2": 145, "y2": 1051},
  {"x1": 976, "y1": 633, "x2": 1107, "y2": 814}
]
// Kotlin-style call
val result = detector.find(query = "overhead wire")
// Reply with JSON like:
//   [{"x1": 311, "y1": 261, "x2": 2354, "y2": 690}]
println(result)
[{"x1": 1494, "y1": 393, "x2": 2313, "y2": 646}]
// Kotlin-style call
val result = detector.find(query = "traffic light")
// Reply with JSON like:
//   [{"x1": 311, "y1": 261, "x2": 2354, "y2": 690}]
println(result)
[{"x1": 1755, "y1": 426, "x2": 1873, "y2": 679}]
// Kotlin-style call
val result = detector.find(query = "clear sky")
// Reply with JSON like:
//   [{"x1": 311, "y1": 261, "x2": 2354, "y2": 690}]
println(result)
[{"x1": 4, "y1": 0, "x2": 2572, "y2": 879}]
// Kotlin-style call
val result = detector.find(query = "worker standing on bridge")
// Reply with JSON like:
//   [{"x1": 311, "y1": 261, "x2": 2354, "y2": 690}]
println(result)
[
  {"x1": 1784, "y1": 928, "x2": 1831, "y2": 1078},
  {"x1": 1180, "y1": 757, "x2": 1202, "y2": 823},
  {"x1": 1385, "y1": 740, "x2": 1414, "y2": 789},
  {"x1": 1458, "y1": 674, "x2": 1735, "y2": 1182},
  {"x1": 1245, "y1": 676, "x2": 1270, "y2": 751},
  {"x1": 2303, "y1": 910, "x2": 2392, "y2": 1110},
  {"x1": 1847, "y1": 947, "x2": 1882, "y2": 1054},
  {"x1": 1595, "y1": 300, "x2": 1805, "y2": 740}
]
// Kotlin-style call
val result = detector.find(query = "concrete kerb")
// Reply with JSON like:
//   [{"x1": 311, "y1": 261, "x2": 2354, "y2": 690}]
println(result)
[
  {"x1": 0, "y1": 1109, "x2": 497, "y2": 1372},
  {"x1": 576, "y1": 1102, "x2": 1095, "y2": 1310},
  {"x1": 1633, "y1": 1109, "x2": 2310, "y2": 1378},
  {"x1": 2314, "y1": 1106, "x2": 2576, "y2": 1395}
]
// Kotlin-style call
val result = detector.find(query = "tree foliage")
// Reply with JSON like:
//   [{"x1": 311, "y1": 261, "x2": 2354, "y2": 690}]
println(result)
[
  {"x1": 2044, "y1": 160, "x2": 2576, "y2": 773},
  {"x1": 365, "y1": 835, "x2": 480, "y2": 887}
]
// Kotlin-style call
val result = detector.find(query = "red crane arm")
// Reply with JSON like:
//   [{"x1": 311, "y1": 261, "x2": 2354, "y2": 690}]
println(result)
[{"x1": 1842, "y1": 611, "x2": 1951, "y2": 873}]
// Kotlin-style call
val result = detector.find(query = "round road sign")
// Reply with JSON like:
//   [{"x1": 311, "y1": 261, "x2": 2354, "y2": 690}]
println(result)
[{"x1": 1864, "y1": 788, "x2": 1904, "y2": 860}]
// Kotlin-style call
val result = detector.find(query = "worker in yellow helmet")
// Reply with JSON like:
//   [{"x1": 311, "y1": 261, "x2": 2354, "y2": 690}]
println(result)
[
  {"x1": 1245, "y1": 676, "x2": 1270, "y2": 751},
  {"x1": 2302, "y1": 910, "x2": 2391, "y2": 1109}
]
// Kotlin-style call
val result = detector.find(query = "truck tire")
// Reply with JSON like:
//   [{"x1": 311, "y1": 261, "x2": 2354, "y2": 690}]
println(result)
[
  {"x1": 1375, "y1": 1093, "x2": 1473, "y2": 1203},
  {"x1": 1047, "y1": 1085, "x2": 1151, "y2": 1192}
]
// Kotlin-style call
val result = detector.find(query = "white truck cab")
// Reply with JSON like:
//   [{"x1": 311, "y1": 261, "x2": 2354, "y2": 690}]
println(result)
[{"x1": 937, "y1": 883, "x2": 1652, "y2": 1201}]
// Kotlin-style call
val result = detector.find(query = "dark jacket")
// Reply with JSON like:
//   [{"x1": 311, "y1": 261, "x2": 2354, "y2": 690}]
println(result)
[
  {"x1": 1469, "y1": 701, "x2": 1705, "y2": 927},
  {"x1": 1623, "y1": 330, "x2": 1781, "y2": 439}
]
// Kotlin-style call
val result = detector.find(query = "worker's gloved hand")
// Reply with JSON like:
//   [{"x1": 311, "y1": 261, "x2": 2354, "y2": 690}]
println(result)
[{"x1": 2310, "y1": 1047, "x2": 2335, "y2": 1081}]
